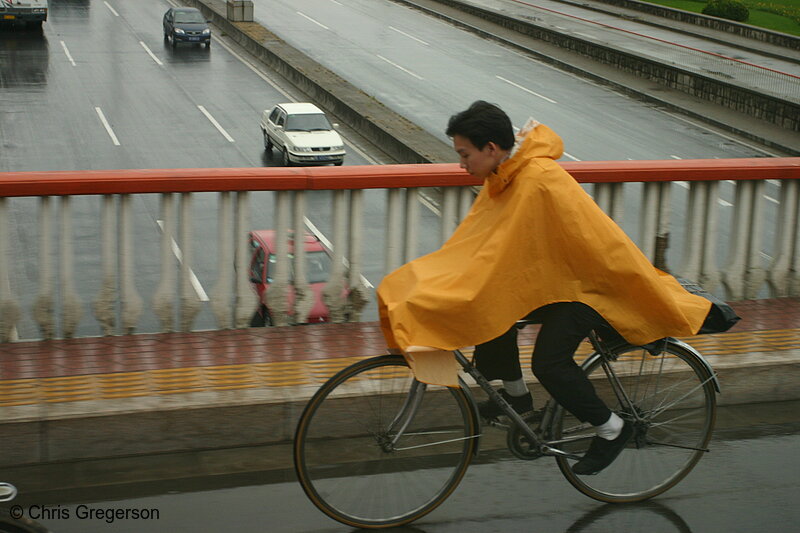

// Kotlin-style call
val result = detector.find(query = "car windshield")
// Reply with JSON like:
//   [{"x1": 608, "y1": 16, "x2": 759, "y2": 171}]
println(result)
[
  {"x1": 268, "y1": 251, "x2": 332, "y2": 284},
  {"x1": 284, "y1": 113, "x2": 332, "y2": 132},
  {"x1": 175, "y1": 11, "x2": 205, "y2": 24}
]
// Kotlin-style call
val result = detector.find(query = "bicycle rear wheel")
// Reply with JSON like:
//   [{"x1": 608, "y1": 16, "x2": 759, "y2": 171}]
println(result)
[
  {"x1": 293, "y1": 355, "x2": 479, "y2": 529},
  {"x1": 551, "y1": 341, "x2": 717, "y2": 502}
]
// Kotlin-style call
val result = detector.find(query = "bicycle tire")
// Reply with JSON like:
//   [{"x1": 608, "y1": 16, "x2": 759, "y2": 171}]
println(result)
[
  {"x1": 293, "y1": 354, "x2": 478, "y2": 529},
  {"x1": 551, "y1": 341, "x2": 717, "y2": 502}
]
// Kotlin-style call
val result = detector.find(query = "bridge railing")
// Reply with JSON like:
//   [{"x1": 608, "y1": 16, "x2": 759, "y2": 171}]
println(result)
[{"x1": 0, "y1": 158, "x2": 798, "y2": 342}]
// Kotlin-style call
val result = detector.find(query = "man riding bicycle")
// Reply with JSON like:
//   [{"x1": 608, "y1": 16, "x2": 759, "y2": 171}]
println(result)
[{"x1": 377, "y1": 101, "x2": 712, "y2": 475}]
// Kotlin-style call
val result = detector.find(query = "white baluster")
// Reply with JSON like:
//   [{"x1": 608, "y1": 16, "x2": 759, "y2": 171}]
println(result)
[
  {"x1": 211, "y1": 192, "x2": 234, "y2": 328},
  {"x1": 594, "y1": 183, "x2": 611, "y2": 215},
  {"x1": 0, "y1": 198, "x2": 21, "y2": 342},
  {"x1": 440, "y1": 187, "x2": 458, "y2": 245},
  {"x1": 723, "y1": 181, "x2": 756, "y2": 300},
  {"x1": 59, "y1": 197, "x2": 83, "y2": 338},
  {"x1": 679, "y1": 182, "x2": 705, "y2": 282},
  {"x1": 639, "y1": 182, "x2": 660, "y2": 262},
  {"x1": 699, "y1": 181, "x2": 721, "y2": 292},
  {"x1": 179, "y1": 193, "x2": 201, "y2": 331},
  {"x1": 654, "y1": 182, "x2": 672, "y2": 272},
  {"x1": 120, "y1": 194, "x2": 143, "y2": 334},
  {"x1": 323, "y1": 190, "x2": 347, "y2": 323},
  {"x1": 404, "y1": 188, "x2": 419, "y2": 261},
  {"x1": 32, "y1": 197, "x2": 54, "y2": 339},
  {"x1": 234, "y1": 192, "x2": 255, "y2": 328},
  {"x1": 745, "y1": 180, "x2": 766, "y2": 299},
  {"x1": 458, "y1": 186, "x2": 474, "y2": 222},
  {"x1": 269, "y1": 191, "x2": 292, "y2": 326},
  {"x1": 385, "y1": 188, "x2": 403, "y2": 273},
  {"x1": 93, "y1": 195, "x2": 116, "y2": 335},
  {"x1": 293, "y1": 191, "x2": 313, "y2": 323},
  {"x1": 347, "y1": 190, "x2": 369, "y2": 321},
  {"x1": 153, "y1": 193, "x2": 176, "y2": 331},
  {"x1": 769, "y1": 180, "x2": 799, "y2": 297},
  {"x1": 609, "y1": 183, "x2": 624, "y2": 224}
]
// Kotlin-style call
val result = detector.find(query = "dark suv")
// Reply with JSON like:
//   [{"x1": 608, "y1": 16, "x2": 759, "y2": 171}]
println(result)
[{"x1": 163, "y1": 7, "x2": 211, "y2": 48}]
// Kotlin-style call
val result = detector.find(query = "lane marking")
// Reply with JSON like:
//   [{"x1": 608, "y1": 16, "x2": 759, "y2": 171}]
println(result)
[
  {"x1": 389, "y1": 26, "x2": 429, "y2": 46},
  {"x1": 140, "y1": 41, "x2": 163, "y2": 66},
  {"x1": 496, "y1": 75, "x2": 557, "y2": 103},
  {"x1": 197, "y1": 105, "x2": 235, "y2": 142},
  {"x1": 303, "y1": 217, "x2": 374, "y2": 288},
  {"x1": 95, "y1": 107, "x2": 120, "y2": 146},
  {"x1": 297, "y1": 11, "x2": 329, "y2": 30},
  {"x1": 563, "y1": 152, "x2": 580, "y2": 161},
  {"x1": 103, "y1": 1, "x2": 119, "y2": 17},
  {"x1": 60, "y1": 41, "x2": 76, "y2": 66},
  {"x1": 156, "y1": 220, "x2": 210, "y2": 301},
  {"x1": 377, "y1": 55, "x2": 423, "y2": 80}
]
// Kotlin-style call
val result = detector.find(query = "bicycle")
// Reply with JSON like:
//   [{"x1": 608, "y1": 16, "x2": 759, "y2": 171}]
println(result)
[{"x1": 293, "y1": 322, "x2": 719, "y2": 529}]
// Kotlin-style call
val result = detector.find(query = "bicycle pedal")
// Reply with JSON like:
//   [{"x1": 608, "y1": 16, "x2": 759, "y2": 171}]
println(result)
[{"x1": 482, "y1": 417, "x2": 511, "y2": 429}]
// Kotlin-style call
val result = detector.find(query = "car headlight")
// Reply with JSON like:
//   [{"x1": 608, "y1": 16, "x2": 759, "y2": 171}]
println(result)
[
  {"x1": 174, "y1": 28, "x2": 185, "y2": 34},
  {"x1": 331, "y1": 145, "x2": 344, "y2": 151},
  {"x1": 202, "y1": 29, "x2": 211, "y2": 35}
]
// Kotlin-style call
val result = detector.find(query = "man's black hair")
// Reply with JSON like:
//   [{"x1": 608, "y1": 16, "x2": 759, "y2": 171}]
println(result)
[{"x1": 446, "y1": 100, "x2": 514, "y2": 151}]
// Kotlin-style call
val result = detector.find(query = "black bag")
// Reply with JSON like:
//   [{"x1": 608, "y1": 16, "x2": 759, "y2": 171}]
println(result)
[{"x1": 676, "y1": 278, "x2": 741, "y2": 334}]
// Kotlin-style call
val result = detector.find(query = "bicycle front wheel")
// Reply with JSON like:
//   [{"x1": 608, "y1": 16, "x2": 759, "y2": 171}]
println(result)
[
  {"x1": 552, "y1": 341, "x2": 717, "y2": 502},
  {"x1": 293, "y1": 355, "x2": 479, "y2": 529}
]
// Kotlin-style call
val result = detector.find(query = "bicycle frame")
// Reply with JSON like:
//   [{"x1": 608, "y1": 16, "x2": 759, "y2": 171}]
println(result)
[{"x1": 380, "y1": 330, "x2": 719, "y2": 461}]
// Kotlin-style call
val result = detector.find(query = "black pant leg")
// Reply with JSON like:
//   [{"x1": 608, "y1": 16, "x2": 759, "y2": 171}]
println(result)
[
  {"x1": 474, "y1": 326, "x2": 522, "y2": 381},
  {"x1": 530, "y1": 302, "x2": 612, "y2": 426}
]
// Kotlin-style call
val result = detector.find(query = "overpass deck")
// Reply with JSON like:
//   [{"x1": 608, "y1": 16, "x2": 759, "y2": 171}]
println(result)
[{"x1": 1, "y1": 298, "x2": 799, "y2": 468}]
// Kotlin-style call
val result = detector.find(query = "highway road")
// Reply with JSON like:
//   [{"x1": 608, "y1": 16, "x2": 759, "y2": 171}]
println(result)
[{"x1": 0, "y1": 0, "x2": 791, "y2": 339}]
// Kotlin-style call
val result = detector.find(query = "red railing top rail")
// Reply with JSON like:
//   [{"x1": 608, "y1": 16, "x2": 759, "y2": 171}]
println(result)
[{"x1": 1, "y1": 158, "x2": 798, "y2": 198}]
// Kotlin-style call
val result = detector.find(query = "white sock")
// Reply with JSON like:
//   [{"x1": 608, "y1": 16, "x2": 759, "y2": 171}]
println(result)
[
  {"x1": 596, "y1": 412, "x2": 624, "y2": 440},
  {"x1": 502, "y1": 378, "x2": 529, "y2": 397}
]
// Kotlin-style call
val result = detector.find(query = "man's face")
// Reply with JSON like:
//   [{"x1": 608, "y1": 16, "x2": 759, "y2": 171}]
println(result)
[{"x1": 452, "y1": 134, "x2": 503, "y2": 179}]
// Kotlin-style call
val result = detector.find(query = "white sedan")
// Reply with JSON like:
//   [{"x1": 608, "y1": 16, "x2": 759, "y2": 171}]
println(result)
[{"x1": 260, "y1": 103, "x2": 345, "y2": 166}]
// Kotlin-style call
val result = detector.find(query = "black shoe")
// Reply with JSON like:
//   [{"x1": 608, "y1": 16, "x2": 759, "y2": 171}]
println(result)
[
  {"x1": 478, "y1": 388, "x2": 534, "y2": 420},
  {"x1": 572, "y1": 420, "x2": 633, "y2": 475}
]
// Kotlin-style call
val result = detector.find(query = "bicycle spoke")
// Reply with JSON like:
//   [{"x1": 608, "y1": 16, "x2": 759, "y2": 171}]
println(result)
[
  {"x1": 294, "y1": 355, "x2": 477, "y2": 528},
  {"x1": 552, "y1": 343, "x2": 716, "y2": 502}
]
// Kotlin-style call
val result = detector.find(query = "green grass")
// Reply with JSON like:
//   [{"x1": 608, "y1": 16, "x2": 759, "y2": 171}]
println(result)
[{"x1": 642, "y1": 0, "x2": 800, "y2": 36}]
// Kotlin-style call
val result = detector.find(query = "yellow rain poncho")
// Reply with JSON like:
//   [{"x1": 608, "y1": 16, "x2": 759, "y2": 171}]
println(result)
[{"x1": 377, "y1": 122, "x2": 710, "y2": 386}]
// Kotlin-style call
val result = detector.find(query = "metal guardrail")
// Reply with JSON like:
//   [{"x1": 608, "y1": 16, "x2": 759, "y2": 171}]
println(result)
[{"x1": 0, "y1": 158, "x2": 799, "y2": 342}]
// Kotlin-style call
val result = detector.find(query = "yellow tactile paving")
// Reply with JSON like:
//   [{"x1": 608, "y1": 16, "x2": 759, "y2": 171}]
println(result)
[{"x1": 0, "y1": 329, "x2": 798, "y2": 407}]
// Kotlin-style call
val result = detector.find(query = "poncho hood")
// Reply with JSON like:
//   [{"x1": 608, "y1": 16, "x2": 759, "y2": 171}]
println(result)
[{"x1": 377, "y1": 123, "x2": 710, "y2": 384}]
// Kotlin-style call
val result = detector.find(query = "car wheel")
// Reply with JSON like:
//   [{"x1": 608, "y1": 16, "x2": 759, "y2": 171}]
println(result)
[
  {"x1": 205, "y1": 41, "x2": 211, "y2": 48},
  {"x1": 171, "y1": 34, "x2": 177, "y2": 48},
  {"x1": 263, "y1": 131, "x2": 273, "y2": 152},
  {"x1": 249, "y1": 306, "x2": 272, "y2": 327},
  {"x1": 334, "y1": 161, "x2": 343, "y2": 166},
  {"x1": 282, "y1": 148, "x2": 292, "y2": 167}
]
